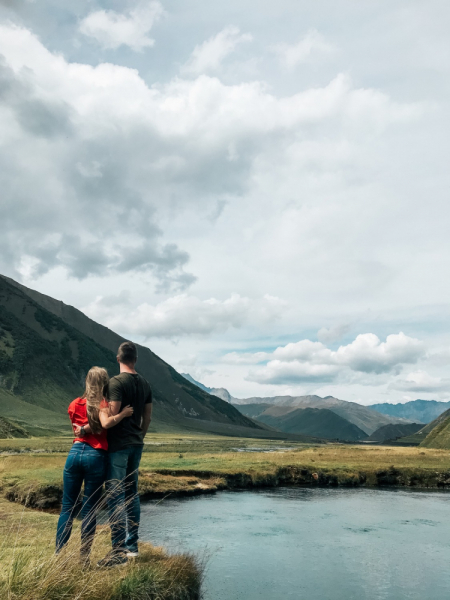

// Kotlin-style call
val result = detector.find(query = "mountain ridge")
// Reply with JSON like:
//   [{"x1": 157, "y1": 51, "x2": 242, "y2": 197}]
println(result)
[
  {"x1": 368, "y1": 399, "x2": 450, "y2": 424},
  {"x1": 0, "y1": 275, "x2": 263, "y2": 436}
]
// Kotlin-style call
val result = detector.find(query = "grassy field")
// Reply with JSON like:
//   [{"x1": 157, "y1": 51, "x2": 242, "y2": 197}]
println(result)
[{"x1": 1, "y1": 434, "x2": 450, "y2": 502}]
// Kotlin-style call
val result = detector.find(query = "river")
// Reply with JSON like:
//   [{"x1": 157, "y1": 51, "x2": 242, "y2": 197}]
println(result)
[{"x1": 140, "y1": 487, "x2": 450, "y2": 600}]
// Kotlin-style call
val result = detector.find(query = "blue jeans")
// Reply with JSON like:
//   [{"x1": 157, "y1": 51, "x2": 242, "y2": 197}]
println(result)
[
  {"x1": 106, "y1": 445, "x2": 143, "y2": 553},
  {"x1": 56, "y1": 443, "x2": 106, "y2": 555}
]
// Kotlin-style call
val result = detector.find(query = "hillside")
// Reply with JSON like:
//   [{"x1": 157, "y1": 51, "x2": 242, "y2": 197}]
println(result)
[
  {"x1": 368, "y1": 399, "x2": 449, "y2": 424},
  {"x1": 0, "y1": 275, "x2": 264, "y2": 437},
  {"x1": 419, "y1": 409, "x2": 450, "y2": 449},
  {"x1": 235, "y1": 403, "x2": 367, "y2": 441},
  {"x1": 233, "y1": 394, "x2": 408, "y2": 435},
  {"x1": 367, "y1": 423, "x2": 423, "y2": 443},
  {"x1": 0, "y1": 416, "x2": 29, "y2": 439}
]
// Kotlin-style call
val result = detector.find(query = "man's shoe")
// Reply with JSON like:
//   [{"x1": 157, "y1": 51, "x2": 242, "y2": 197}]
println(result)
[
  {"x1": 97, "y1": 550, "x2": 128, "y2": 568},
  {"x1": 126, "y1": 551, "x2": 139, "y2": 558}
]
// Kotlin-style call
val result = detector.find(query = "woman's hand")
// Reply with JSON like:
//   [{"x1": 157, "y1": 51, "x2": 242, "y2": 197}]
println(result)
[{"x1": 122, "y1": 405, "x2": 134, "y2": 418}]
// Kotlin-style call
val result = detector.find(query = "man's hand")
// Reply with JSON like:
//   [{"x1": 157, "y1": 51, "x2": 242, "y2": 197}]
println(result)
[{"x1": 73, "y1": 424, "x2": 91, "y2": 436}]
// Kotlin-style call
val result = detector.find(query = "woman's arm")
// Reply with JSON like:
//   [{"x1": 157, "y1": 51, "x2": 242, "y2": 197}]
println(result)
[{"x1": 99, "y1": 405, "x2": 134, "y2": 429}]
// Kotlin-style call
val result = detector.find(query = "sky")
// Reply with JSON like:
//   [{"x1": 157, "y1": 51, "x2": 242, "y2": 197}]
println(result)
[{"x1": 1, "y1": 0, "x2": 449, "y2": 405}]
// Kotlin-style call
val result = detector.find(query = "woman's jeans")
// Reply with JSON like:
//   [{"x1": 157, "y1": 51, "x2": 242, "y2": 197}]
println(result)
[{"x1": 56, "y1": 443, "x2": 106, "y2": 556}]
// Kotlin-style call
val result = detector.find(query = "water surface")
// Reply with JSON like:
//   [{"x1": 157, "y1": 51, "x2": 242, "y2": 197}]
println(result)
[{"x1": 140, "y1": 488, "x2": 450, "y2": 600}]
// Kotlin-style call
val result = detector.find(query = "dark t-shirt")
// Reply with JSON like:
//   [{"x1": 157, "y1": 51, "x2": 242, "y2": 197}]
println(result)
[{"x1": 107, "y1": 372, "x2": 152, "y2": 452}]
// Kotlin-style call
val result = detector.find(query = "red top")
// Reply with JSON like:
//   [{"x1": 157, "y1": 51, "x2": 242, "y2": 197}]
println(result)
[{"x1": 68, "y1": 397, "x2": 108, "y2": 451}]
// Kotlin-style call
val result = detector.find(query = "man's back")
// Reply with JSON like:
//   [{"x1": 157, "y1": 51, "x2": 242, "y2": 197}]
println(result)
[{"x1": 107, "y1": 372, "x2": 152, "y2": 452}]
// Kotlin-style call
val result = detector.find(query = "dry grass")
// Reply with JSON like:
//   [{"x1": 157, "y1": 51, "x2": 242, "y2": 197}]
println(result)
[{"x1": 0, "y1": 497, "x2": 201, "y2": 600}]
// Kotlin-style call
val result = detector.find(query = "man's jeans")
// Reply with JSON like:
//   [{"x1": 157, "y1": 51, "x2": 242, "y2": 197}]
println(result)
[
  {"x1": 56, "y1": 443, "x2": 106, "y2": 555},
  {"x1": 106, "y1": 445, "x2": 143, "y2": 553}
]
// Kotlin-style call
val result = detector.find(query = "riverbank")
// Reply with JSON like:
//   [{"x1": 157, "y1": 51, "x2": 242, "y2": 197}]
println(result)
[{"x1": 1, "y1": 436, "x2": 449, "y2": 510}]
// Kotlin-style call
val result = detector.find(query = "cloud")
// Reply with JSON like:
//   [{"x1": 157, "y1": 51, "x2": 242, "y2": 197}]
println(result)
[
  {"x1": 79, "y1": 2, "x2": 164, "y2": 51},
  {"x1": 182, "y1": 26, "x2": 253, "y2": 74},
  {"x1": 391, "y1": 370, "x2": 450, "y2": 393},
  {"x1": 248, "y1": 360, "x2": 339, "y2": 385},
  {"x1": 272, "y1": 30, "x2": 335, "y2": 69},
  {"x1": 241, "y1": 332, "x2": 425, "y2": 384},
  {"x1": 317, "y1": 324, "x2": 351, "y2": 344},
  {"x1": 0, "y1": 23, "x2": 423, "y2": 291},
  {"x1": 83, "y1": 293, "x2": 286, "y2": 338}
]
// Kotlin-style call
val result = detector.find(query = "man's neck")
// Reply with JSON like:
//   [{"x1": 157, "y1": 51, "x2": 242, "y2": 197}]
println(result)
[{"x1": 119, "y1": 362, "x2": 137, "y2": 374}]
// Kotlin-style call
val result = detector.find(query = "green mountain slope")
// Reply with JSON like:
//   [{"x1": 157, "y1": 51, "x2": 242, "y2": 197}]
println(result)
[
  {"x1": 368, "y1": 400, "x2": 448, "y2": 424},
  {"x1": 419, "y1": 409, "x2": 450, "y2": 449},
  {"x1": 0, "y1": 275, "x2": 262, "y2": 436},
  {"x1": 367, "y1": 423, "x2": 423, "y2": 443},
  {"x1": 234, "y1": 403, "x2": 368, "y2": 441},
  {"x1": 0, "y1": 415, "x2": 29, "y2": 438}
]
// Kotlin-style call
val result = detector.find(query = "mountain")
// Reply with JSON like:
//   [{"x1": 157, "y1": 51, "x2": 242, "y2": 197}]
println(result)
[
  {"x1": 419, "y1": 408, "x2": 450, "y2": 449},
  {"x1": 368, "y1": 400, "x2": 450, "y2": 424},
  {"x1": 366, "y1": 423, "x2": 423, "y2": 443},
  {"x1": 235, "y1": 403, "x2": 368, "y2": 441},
  {"x1": 0, "y1": 275, "x2": 265, "y2": 437},
  {"x1": 231, "y1": 395, "x2": 409, "y2": 435},
  {"x1": 181, "y1": 373, "x2": 235, "y2": 403}
]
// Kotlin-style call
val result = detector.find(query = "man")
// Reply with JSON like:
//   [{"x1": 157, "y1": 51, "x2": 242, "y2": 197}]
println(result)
[{"x1": 98, "y1": 341, "x2": 153, "y2": 567}]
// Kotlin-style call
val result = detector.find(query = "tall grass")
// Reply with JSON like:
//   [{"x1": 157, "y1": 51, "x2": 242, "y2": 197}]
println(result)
[{"x1": 0, "y1": 486, "x2": 202, "y2": 600}]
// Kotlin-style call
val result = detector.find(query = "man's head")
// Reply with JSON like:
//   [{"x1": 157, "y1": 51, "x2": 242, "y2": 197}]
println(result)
[{"x1": 117, "y1": 341, "x2": 138, "y2": 366}]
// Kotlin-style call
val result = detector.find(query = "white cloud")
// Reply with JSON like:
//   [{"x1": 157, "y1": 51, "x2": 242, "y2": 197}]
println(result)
[
  {"x1": 335, "y1": 333, "x2": 424, "y2": 374},
  {"x1": 0, "y1": 23, "x2": 422, "y2": 289},
  {"x1": 79, "y1": 2, "x2": 164, "y2": 51},
  {"x1": 182, "y1": 26, "x2": 253, "y2": 74},
  {"x1": 391, "y1": 370, "x2": 450, "y2": 393},
  {"x1": 222, "y1": 351, "x2": 270, "y2": 365},
  {"x1": 272, "y1": 29, "x2": 335, "y2": 69},
  {"x1": 241, "y1": 332, "x2": 425, "y2": 384},
  {"x1": 248, "y1": 360, "x2": 339, "y2": 385},
  {"x1": 317, "y1": 324, "x2": 351, "y2": 344},
  {"x1": 83, "y1": 293, "x2": 285, "y2": 338}
]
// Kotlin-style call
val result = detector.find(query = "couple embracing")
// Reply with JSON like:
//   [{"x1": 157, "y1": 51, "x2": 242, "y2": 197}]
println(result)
[{"x1": 55, "y1": 341, "x2": 153, "y2": 567}]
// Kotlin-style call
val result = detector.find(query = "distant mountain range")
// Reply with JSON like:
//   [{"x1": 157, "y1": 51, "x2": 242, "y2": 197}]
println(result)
[
  {"x1": 0, "y1": 275, "x2": 267, "y2": 438},
  {"x1": 235, "y1": 403, "x2": 368, "y2": 442},
  {"x1": 182, "y1": 374, "x2": 420, "y2": 439},
  {"x1": 368, "y1": 400, "x2": 450, "y2": 424},
  {"x1": 233, "y1": 394, "x2": 411, "y2": 436}
]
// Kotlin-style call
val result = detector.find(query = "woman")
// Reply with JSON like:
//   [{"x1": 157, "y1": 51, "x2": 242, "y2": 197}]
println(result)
[{"x1": 55, "y1": 366, "x2": 133, "y2": 562}]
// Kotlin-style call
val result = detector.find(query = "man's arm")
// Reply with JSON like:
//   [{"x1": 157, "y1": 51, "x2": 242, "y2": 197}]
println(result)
[
  {"x1": 142, "y1": 403, "x2": 152, "y2": 438},
  {"x1": 108, "y1": 377, "x2": 123, "y2": 418}
]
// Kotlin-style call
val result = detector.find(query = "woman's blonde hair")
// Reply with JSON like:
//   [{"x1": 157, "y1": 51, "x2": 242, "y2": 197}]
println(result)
[{"x1": 83, "y1": 367, "x2": 109, "y2": 435}]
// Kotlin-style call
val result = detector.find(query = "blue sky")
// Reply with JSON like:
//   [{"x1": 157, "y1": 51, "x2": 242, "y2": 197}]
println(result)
[{"x1": 1, "y1": 0, "x2": 449, "y2": 403}]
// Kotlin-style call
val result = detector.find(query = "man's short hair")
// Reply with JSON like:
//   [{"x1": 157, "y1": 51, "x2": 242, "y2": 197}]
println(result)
[{"x1": 117, "y1": 341, "x2": 138, "y2": 365}]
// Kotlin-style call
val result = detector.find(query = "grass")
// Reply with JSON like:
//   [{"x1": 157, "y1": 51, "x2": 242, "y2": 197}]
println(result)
[{"x1": 0, "y1": 497, "x2": 201, "y2": 600}]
